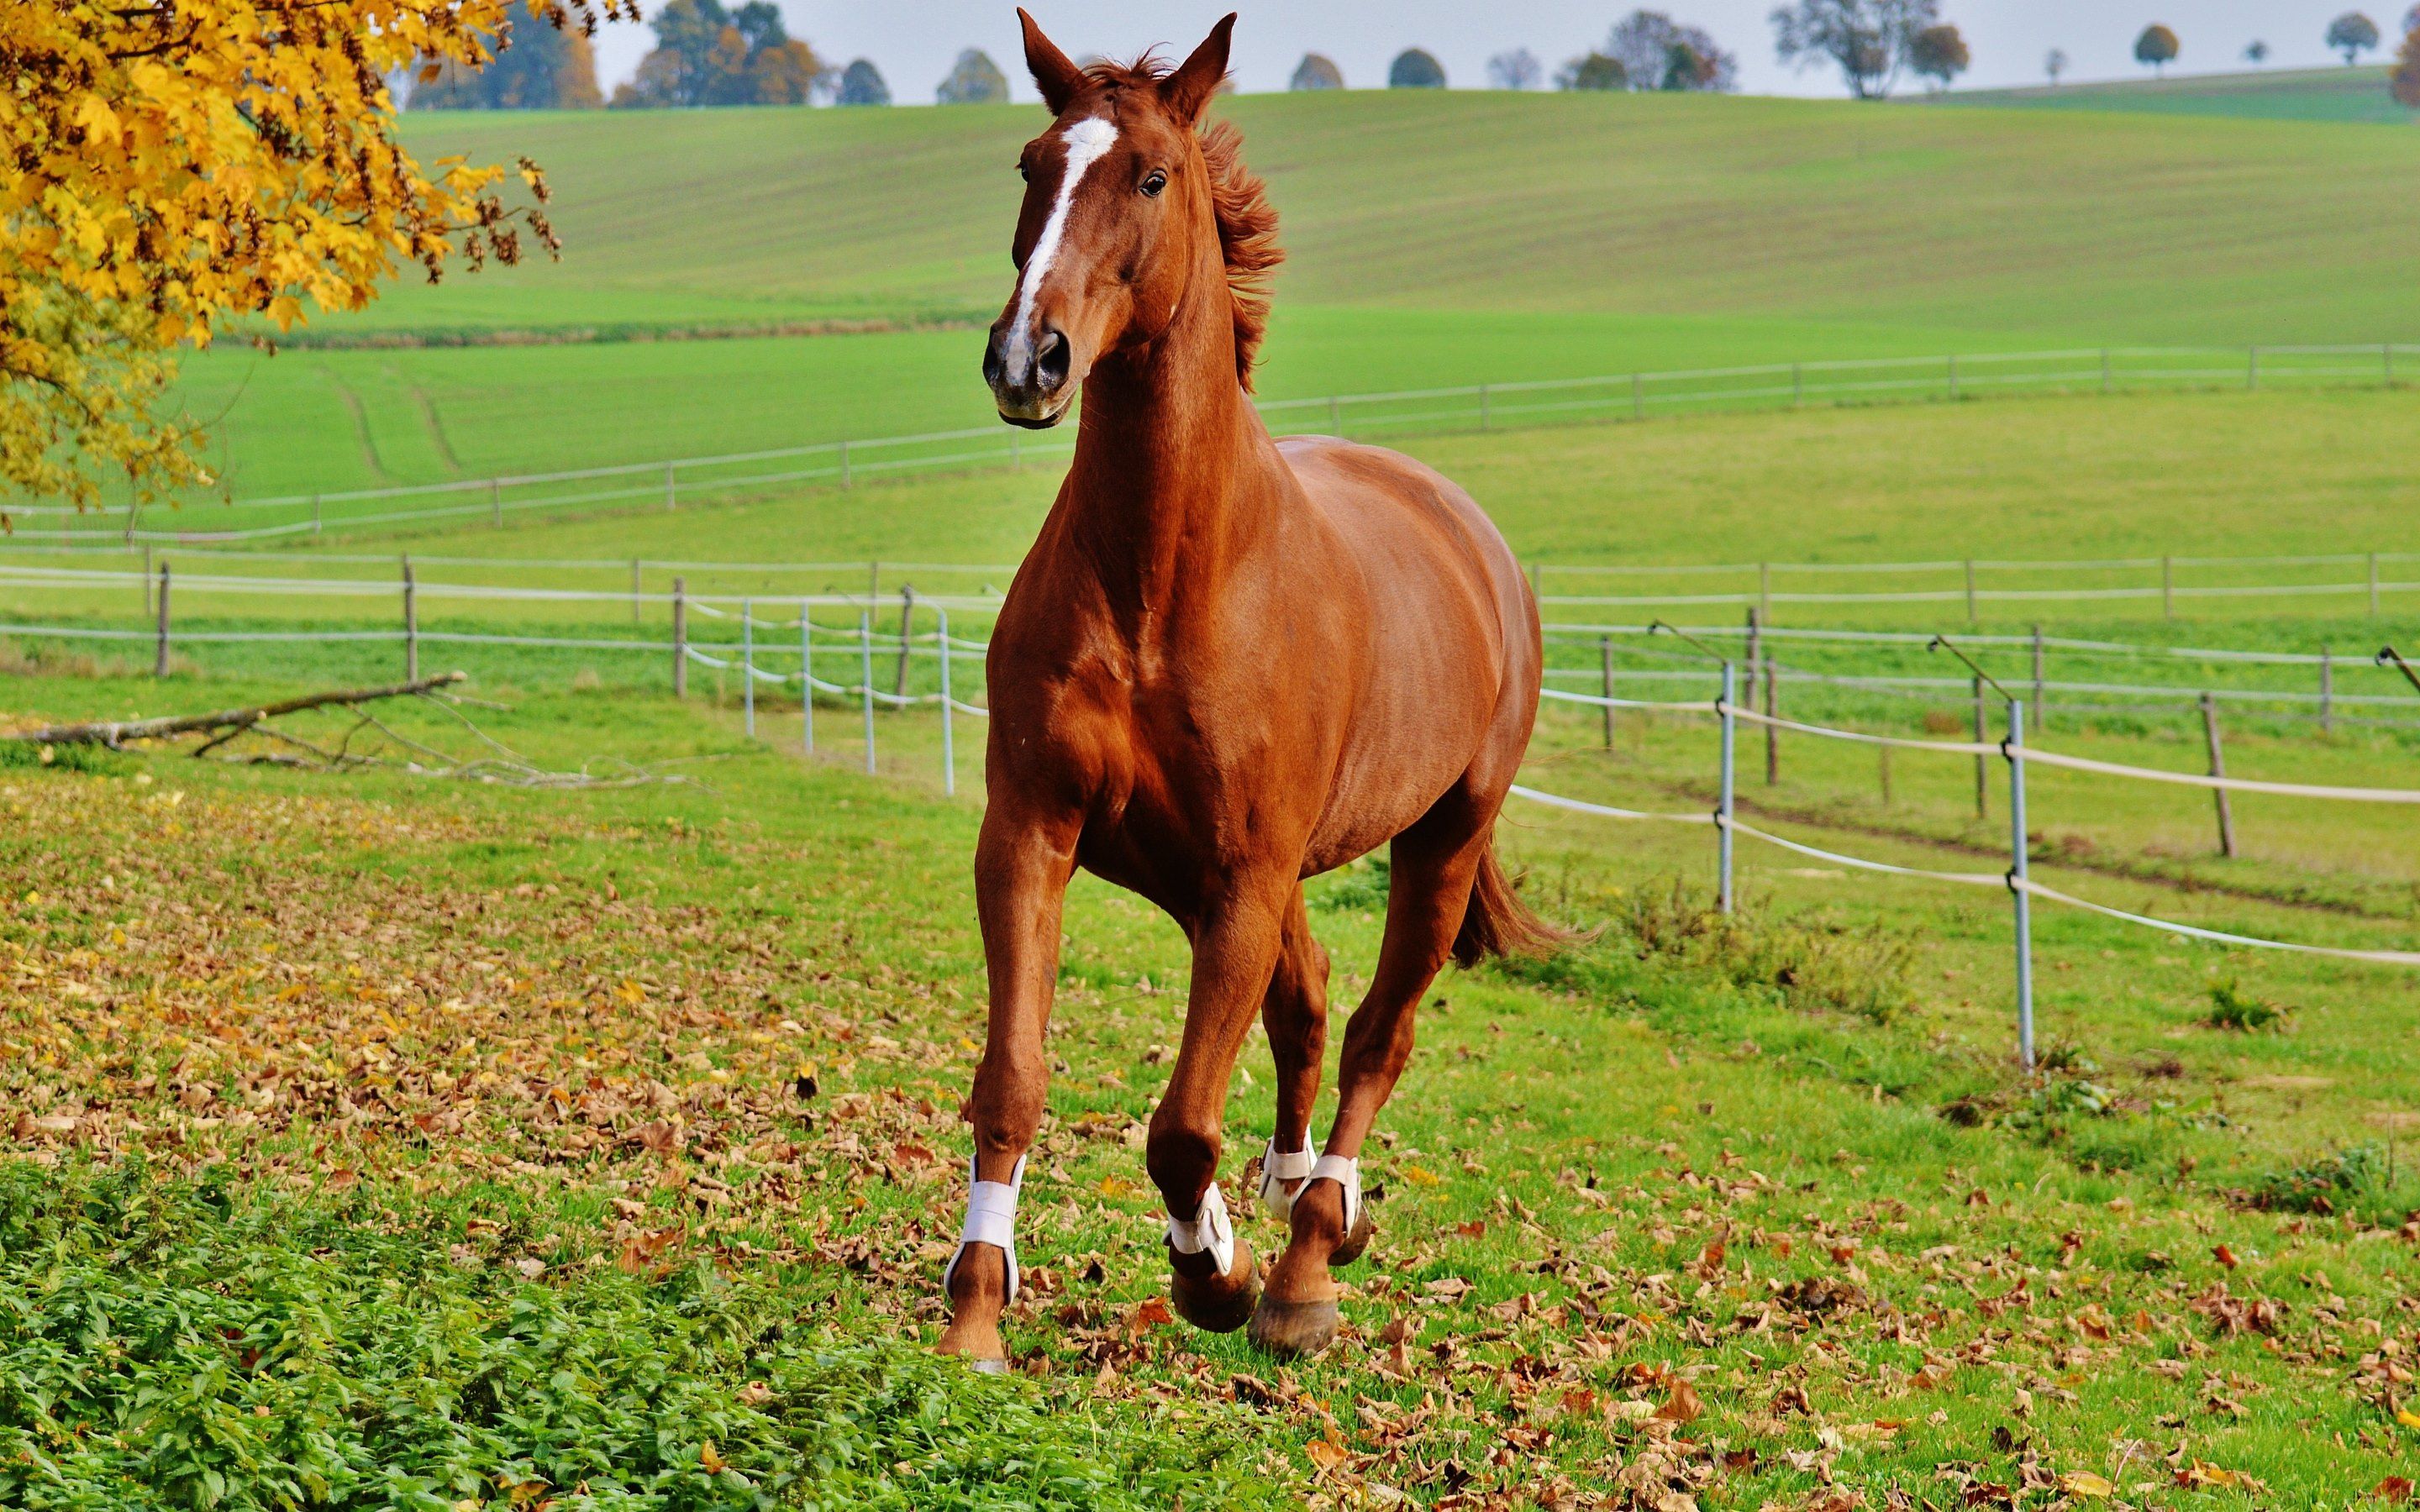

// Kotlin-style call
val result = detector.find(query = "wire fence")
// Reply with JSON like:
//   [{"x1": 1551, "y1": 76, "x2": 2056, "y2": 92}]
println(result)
[
  {"x1": 4, "y1": 344, "x2": 2411, "y2": 543},
  {"x1": 1514, "y1": 674, "x2": 2420, "y2": 1068}
]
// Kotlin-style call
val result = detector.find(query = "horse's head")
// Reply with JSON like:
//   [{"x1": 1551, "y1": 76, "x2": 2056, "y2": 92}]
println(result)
[{"x1": 982, "y1": 10, "x2": 1238, "y2": 428}]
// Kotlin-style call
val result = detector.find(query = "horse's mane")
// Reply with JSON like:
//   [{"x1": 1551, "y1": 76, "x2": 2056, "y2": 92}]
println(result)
[{"x1": 1082, "y1": 57, "x2": 1283, "y2": 391}]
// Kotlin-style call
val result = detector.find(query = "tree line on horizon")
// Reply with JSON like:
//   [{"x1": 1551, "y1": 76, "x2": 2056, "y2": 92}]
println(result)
[{"x1": 408, "y1": 2, "x2": 2420, "y2": 113}]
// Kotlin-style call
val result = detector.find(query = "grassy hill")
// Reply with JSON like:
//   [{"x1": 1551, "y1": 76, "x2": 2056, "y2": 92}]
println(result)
[
  {"x1": 1938, "y1": 65, "x2": 2417, "y2": 126},
  {"x1": 128, "y1": 88, "x2": 2420, "y2": 500}
]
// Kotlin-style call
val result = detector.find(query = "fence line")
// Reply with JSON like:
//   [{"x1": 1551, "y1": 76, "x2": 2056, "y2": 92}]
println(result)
[
  {"x1": 5, "y1": 344, "x2": 2412, "y2": 542},
  {"x1": 1511, "y1": 680, "x2": 2420, "y2": 1067}
]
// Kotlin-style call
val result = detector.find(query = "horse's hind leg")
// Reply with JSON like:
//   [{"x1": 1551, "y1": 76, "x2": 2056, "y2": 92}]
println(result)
[
  {"x1": 1256, "y1": 888, "x2": 1330, "y2": 1219},
  {"x1": 1250, "y1": 795, "x2": 1494, "y2": 1357}
]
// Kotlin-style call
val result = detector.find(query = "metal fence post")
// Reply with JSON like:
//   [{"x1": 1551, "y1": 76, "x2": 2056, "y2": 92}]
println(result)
[
  {"x1": 2006, "y1": 699, "x2": 2034, "y2": 1072},
  {"x1": 1964, "y1": 559, "x2": 1976, "y2": 625},
  {"x1": 859, "y1": 608, "x2": 876, "y2": 775},
  {"x1": 631, "y1": 559, "x2": 642, "y2": 625},
  {"x1": 1631, "y1": 371, "x2": 1644, "y2": 420},
  {"x1": 492, "y1": 477, "x2": 502, "y2": 528},
  {"x1": 801, "y1": 606, "x2": 814, "y2": 756},
  {"x1": 402, "y1": 555, "x2": 418, "y2": 682},
  {"x1": 938, "y1": 606, "x2": 955, "y2": 796},
  {"x1": 665, "y1": 462, "x2": 676, "y2": 511},
  {"x1": 154, "y1": 562, "x2": 171, "y2": 678},
  {"x1": 1717, "y1": 661, "x2": 1736, "y2": 915},
  {"x1": 2201, "y1": 692, "x2": 2236, "y2": 858},
  {"x1": 742, "y1": 597, "x2": 755, "y2": 738},
  {"x1": 1948, "y1": 353, "x2": 1960, "y2": 401},
  {"x1": 2161, "y1": 555, "x2": 2174, "y2": 621},
  {"x1": 1599, "y1": 637, "x2": 1616, "y2": 750},
  {"x1": 312, "y1": 494, "x2": 322, "y2": 535},
  {"x1": 839, "y1": 441, "x2": 851, "y2": 491},
  {"x1": 1791, "y1": 363, "x2": 1802, "y2": 407},
  {"x1": 2101, "y1": 348, "x2": 2111, "y2": 395},
  {"x1": 671, "y1": 577, "x2": 688, "y2": 698}
]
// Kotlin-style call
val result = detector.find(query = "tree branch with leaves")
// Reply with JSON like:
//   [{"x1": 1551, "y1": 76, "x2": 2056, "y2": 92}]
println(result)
[{"x1": 0, "y1": 0, "x2": 629, "y2": 526}]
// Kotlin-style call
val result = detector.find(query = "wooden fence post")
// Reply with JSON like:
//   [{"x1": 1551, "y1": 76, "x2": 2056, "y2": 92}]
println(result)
[
  {"x1": 1971, "y1": 675, "x2": 1988, "y2": 821},
  {"x1": 402, "y1": 555, "x2": 418, "y2": 682},
  {"x1": 1762, "y1": 638, "x2": 1780, "y2": 786},
  {"x1": 1744, "y1": 608, "x2": 1762, "y2": 727},
  {"x1": 154, "y1": 562, "x2": 171, "y2": 678},
  {"x1": 2030, "y1": 625, "x2": 2046, "y2": 731},
  {"x1": 671, "y1": 577, "x2": 688, "y2": 699},
  {"x1": 2201, "y1": 693, "x2": 2236, "y2": 858},
  {"x1": 892, "y1": 586, "x2": 917, "y2": 698},
  {"x1": 2319, "y1": 647, "x2": 2334, "y2": 735},
  {"x1": 1599, "y1": 637, "x2": 1616, "y2": 750}
]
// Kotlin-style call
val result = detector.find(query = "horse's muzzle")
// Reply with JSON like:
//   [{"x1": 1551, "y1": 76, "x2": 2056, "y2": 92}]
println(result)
[{"x1": 985, "y1": 323, "x2": 1073, "y2": 428}]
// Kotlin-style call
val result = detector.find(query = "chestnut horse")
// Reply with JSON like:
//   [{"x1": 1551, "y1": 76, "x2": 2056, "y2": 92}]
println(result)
[{"x1": 939, "y1": 10, "x2": 1551, "y2": 1368}]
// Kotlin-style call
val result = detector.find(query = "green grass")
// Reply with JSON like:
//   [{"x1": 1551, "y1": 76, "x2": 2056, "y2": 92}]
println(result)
[
  {"x1": 127, "y1": 87, "x2": 2420, "y2": 501},
  {"x1": 37, "y1": 387, "x2": 2418, "y2": 620},
  {"x1": 1938, "y1": 66, "x2": 2418, "y2": 126},
  {"x1": 5, "y1": 675, "x2": 2420, "y2": 1504}
]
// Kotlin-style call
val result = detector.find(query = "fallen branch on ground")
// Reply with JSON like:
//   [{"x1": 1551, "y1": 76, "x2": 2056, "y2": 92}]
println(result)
[{"x1": 2, "y1": 673, "x2": 468, "y2": 750}]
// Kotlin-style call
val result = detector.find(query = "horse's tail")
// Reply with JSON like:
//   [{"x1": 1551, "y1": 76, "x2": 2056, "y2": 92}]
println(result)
[{"x1": 1451, "y1": 830, "x2": 1565, "y2": 968}]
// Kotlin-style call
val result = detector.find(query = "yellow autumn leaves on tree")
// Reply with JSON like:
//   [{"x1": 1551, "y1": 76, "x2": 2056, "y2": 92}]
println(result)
[{"x1": 0, "y1": 1, "x2": 627, "y2": 522}]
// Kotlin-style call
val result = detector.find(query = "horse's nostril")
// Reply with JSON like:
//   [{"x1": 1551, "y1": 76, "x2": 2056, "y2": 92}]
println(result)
[
  {"x1": 1035, "y1": 328, "x2": 1071, "y2": 391},
  {"x1": 981, "y1": 333, "x2": 1007, "y2": 388}
]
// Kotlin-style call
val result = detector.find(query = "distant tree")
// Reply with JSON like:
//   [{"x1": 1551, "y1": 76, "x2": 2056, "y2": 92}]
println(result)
[
  {"x1": 1489, "y1": 48, "x2": 1544, "y2": 89},
  {"x1": 1556, "y1": 51, "x2": 1631, "y2": 90},
  {"x1": 1291, "y1": 53, "x2": 1344, "y2": 89},
  {"x1": 1390, "y1": 48, "x2": 1448, "y2": 88},
  {"x1": 836, "y1": 59, "x2": 890, "y2": 105},
  {"x1": 1607, "y1": 11, "x2": 1738, "y2": 92},
  {"x1": 2244, "y1": 39, "x2": 2270, "y2": 66},
  {"x1": 2396, "y1": 26, "x2": 2420, "y2": 105},
  {"x1": 2328, "y1": 12, "x2": 2382, "y2": 64},
  {"x1": 937, "y1": 48, "x2": 1010, "y2": 103},
  {"x1": 1770, "y1": 0, "x2": 1941, "y2": 98},
  {"x1": 2134, "y1": 24, "x2": 2180, "y2": 77},
  {"x1": 610, "y1": 0, "x2": 824, "y2": 108},
  {"x1": 2044, "y1": 47, "x2": 2068, "y2": 85},
  {"x1": 411, "y1": 2, "x2": 604, "y2": 110},
  {"x1": 1907, "y1": 23, "x2": 1969, "y2": 91},
  {"x1": 2407, "y1": 3, "x2": 2420, "y2": 32}
]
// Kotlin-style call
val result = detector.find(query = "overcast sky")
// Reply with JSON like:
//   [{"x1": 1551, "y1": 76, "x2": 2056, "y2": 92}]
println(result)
[{"x1": 589, "y1": 3, "x2": 2410, "y2": 99}]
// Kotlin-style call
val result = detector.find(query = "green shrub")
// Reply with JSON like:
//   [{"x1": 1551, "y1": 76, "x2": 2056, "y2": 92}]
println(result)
[
  {"x1": 1610, "y1": 882, "x2": 1918, "y2": 1025},
  {"x1": 0, "y1": 1161, "x2": 1280, "y2": 1511},
  {"x1": 2247, "y1": 1144, "x2": 2383, "y2": 1215},
  {"x1": 2204, "y1": 979, "x2": 2291, "y2": 1032}
]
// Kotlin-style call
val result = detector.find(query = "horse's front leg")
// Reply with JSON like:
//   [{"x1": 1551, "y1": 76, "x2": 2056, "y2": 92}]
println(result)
[
  {"x1": 1148, "y1": 872, "x2": 1295, "y2": 1334},
  {"x1": 937, "y1": 804, "x2": 1080, "y2": 1372}
]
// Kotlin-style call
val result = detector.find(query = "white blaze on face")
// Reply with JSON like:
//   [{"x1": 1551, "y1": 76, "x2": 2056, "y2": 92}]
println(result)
[{"x1": 1005, "y1": 115, "x2": 1118, "y2": 384}]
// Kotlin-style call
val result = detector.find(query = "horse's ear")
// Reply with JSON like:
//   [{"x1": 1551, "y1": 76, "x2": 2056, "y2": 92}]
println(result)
[
  {"x1": 1018, "y1": 8, "x2": 1085, "y2": 114},
  {"x1": 1158, "y1": 13, "x2": 1234, "y2": 125}
]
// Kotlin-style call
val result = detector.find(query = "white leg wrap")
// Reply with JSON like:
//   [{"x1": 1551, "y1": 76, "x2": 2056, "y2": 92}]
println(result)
[
  {"x1": 1308, "y1": 1152, "x2": 1362, "y2": 1236},
  {"x1": 1165, "y1": 1180, "x2": 1237, "y2": 1278},
  {"x1": 1258, "y1": 1138, "x2": 1318, "y2": 1219},
  {"x1": 943, "y1": 1153, "x2": 1025, "y2": 1305}
]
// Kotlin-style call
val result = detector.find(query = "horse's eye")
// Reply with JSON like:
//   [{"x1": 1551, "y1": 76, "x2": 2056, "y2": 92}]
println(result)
[{"x1": 1140, "y1": 171, "x2": 1167, "y2": 198}]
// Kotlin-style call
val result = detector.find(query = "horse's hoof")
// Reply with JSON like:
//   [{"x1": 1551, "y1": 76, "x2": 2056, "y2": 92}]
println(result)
[
  {"x1": 1248, "y1": 1296, "x2": 1341, "y2": 1357},
  {"x1": 1328, "y1": 1201, "x2": 1376, "y2": 1267},
  {"x1": 1170, "y1": 1242, "x2": 1261, "y2": 1333}
]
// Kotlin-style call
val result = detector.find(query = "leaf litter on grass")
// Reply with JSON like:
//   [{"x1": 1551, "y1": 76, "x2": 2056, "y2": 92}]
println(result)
[{"x1": 3, "y1": 764, "x2": 2417, "y2": 1506}]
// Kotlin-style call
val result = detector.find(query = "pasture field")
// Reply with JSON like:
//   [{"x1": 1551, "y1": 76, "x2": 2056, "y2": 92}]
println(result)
[
  {"x1": 19, "y1": 387, "x2": 2418, "y2": 625},
  {"x1": 5, "y1": 669, "x2": 2420, "y2": 1507},
  {"x1": 132, "y1": 87, "x2": 2420, "y2": 501},
  {"x1": 1939, "y1": 66, "x2": 2417, "y2": 127}
]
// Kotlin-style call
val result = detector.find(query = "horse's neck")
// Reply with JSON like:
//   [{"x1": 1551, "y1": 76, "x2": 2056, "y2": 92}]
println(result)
[{"x1": 1059, "y1": 291, "x2": 1272, "y2": 622}]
